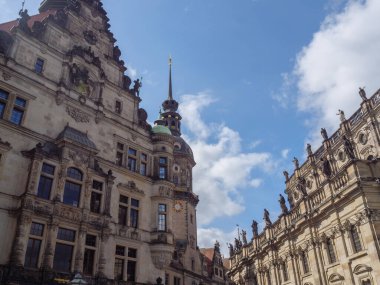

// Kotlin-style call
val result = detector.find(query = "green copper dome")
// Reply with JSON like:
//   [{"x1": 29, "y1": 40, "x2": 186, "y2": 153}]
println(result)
[{"x1": 152, "y1": 125, "x2": 172, "y2": 135}]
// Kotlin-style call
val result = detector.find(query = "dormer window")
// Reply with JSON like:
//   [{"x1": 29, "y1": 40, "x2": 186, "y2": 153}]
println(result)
[{"x1": 63, "y1": 167, "x2": 83, "y2": 207}]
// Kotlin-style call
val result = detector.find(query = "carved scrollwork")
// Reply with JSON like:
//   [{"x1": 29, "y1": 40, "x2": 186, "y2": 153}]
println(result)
[
  {"x1": 66, "y1": 105, "x2": 90, "y2": 123},
  {"x1": 83, "y1": 30, "x2": 97, "y2": 45}
]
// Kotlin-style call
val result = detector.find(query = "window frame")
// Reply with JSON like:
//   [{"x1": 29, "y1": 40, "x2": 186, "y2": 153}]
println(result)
[
  {"x1": 159, "y1": 157, "x2": 168, "y2": 179},
  {"x1": 118, "y1": 194, "x2": 140, "y2": 228},
  {"x1": 90, "y1": 179, "x2": 103, "y2": 214},
  {"x1": 326, "y1": 238, "x2": 337, "y2": 264},
  {"x1": 63, "y1": 167, "x2": 84, "y2": 208},
  {"x1": 53, "y1": 227, "x2": 76, "y2": 273},
  {"x1": 83, "y1": 234, "x2": 97, "y2": 276},
  {"x1": 34, "y1": 57, "x2": 45, "y2": 74},
  {"x1": 0, "y1": 87, "x2": 31, "y2": 126},
  {"x1": 350, "y1": 225, "x2": 363, "y2": 253},
  {"x1": 36, "y1": 162, "x2": 56, "y2": 200},
  {"x1": 24, "y1": 222, "x2": 45, "y2": 268},
  {"x1": 158, "y1": 204, "x2": 167, "y2": 232},
  {"x1": 115, "y1": 99, "x2": 122, "y2": 115},
  {"x1": 300, "y1": 251, "x2": 310, "y2": 274}
]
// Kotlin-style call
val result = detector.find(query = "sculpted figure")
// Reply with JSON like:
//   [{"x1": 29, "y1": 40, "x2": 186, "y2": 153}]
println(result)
[
  {"x1": 321, "y1": 128, "x2": 328, "y2": 140},
  {"x1": 241, "y1": 230, "x2": 247, "y2": 245},
  {"x1": 228, "y1": 243, "x2": 234, "y2": 257},
  {"x1": 321, "y1": 157, "x2": 332, "y2": 178},
  {"x1": 251, "y1": 219, "x2": 258, "y2": 238},
  {"x1": 306, "y1": 143, "x2": 313, "y2": 156},
  {"x1": 359, "y1": 87, "x2": 367, "y2": 101},
  {"x1": 132, "y1": 78, "x2": 142, "y2": 97},
  {"x1": 279, "y1": 194, "x2": 288, "y2": 214},
  {"x1": 337, "y1": 109, "x2": 346, "y2": 122},
  {"x1": 283, "y1": 170, "x2": 289, "y2": 181},
  {"x1": 296, "y1": 177, "x2": 307, "y2": 196},
  {"x1": 263, "y1": 209, "x2": 272, "y2": 227},
  {"x1": 234, "y1": 238, "x2": 241, "y2": 252},
  {"x1": 293, "y1": 157, "x2": 299, "y2": 170},
  {"x1": 343, "y1": 135, "x2": 355, "y2": 159}
]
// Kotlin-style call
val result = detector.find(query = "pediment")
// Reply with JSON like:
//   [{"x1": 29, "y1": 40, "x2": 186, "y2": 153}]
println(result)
[
  {"x1": 353, "y1": 264, "x2": 372, "y2": 275},
  {"x1": 328, "y1": 273, "x2": 344, "y2": 282}
]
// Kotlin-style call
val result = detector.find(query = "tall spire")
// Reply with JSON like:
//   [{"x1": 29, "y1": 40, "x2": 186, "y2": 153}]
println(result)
[{"x1": 168, "y1": 56, "x2": 173, "y2": 100}]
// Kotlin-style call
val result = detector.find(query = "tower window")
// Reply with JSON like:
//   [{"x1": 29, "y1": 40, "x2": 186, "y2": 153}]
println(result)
[
  {"x1": 159, "y1": 157, "x2": 168, "y2": 179},
  {"x1": 115, "y1": 100, "x2": 122, "y2": 114},
  {"x1": 158, "y1": 204, "x2": 167, "y2": 231}
]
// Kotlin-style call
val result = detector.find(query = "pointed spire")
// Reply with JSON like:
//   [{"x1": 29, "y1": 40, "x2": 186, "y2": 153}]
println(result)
[{"x1": 168, "y1": 56, "x2": 173, "y2": 100}]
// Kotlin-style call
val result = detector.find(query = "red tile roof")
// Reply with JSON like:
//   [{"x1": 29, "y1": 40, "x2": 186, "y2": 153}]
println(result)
[
  {"x1": 0, "y1": 10, "x2": 57, "y2": 33},
  {"x1": 200, "y1": 248, "x2": 215, "y2": 261}
]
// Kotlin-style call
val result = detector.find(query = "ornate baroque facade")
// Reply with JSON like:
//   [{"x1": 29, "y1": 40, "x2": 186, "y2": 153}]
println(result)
[
  {"x1": 227, "y1": 88, "x2": 380, "y2": 285},
  {"x1": 0, "y1": 1, "x2": 213, "y2": 284}
]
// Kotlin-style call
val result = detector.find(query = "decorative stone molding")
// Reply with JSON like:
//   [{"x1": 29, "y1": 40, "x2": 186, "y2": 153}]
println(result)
[
  {"x1": 159, "y1": 186, "x2": 173, "y2": 198},
  {"x1": 68, "y1": 150, "x2": 90, "y2": 167},
  {"x1": 66, "y1": 105, "x2": 90, "y2": 123},
  {"x1": 328, "y1": 273, "x2": 344, "y2": 282},
  {"x1": 353, "y1": 264, "x2": 372, "y2": 275},
  {"x1": 0, "y1": 137, "x2": 11, "y2": 152},
  {"x1": 117, "y1": 181, "x2": 145, "y2": 196}
]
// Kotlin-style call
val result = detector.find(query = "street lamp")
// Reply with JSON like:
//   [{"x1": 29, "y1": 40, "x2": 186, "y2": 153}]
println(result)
[{"x1": 70, "y1": 273, "x2": 87, "y2": 285}]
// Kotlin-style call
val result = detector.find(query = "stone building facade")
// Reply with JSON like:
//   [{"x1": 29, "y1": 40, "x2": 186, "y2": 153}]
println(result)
[
  {"x1": 200, "y1": 242, "x2": 229, "y2": 285},
  {"x1": 227, "y1": 88, "x2": 380, "y2": 285},
  {"x1": 0, "y1": 0, "x2": 211, "y2": 284}
]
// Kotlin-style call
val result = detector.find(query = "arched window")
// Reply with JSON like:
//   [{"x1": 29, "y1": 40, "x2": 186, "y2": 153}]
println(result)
[
  {"x1": 282, "y1": 261, "x2": 289, "y2": 281},
  {"x1": 350, "y1": 225, "x2": 362, "y2": 253},
  {"x1": 63, "y1": 167, "x2": 83, "y2": 207}
]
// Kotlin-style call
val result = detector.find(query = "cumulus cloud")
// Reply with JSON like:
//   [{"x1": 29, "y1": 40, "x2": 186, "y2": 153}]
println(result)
[
  {"x1": 179, "y1": 92, "x2": 274, "y2": 226},
  {"x1": 281, "y1": 148, "x2": 290, "y2": 159},
  {"x1": 294, "y1": 0, "x2": 380, "y2": 145},
  {"x1": 198, "y1": 227, "x2": 237, "y2": 257}
]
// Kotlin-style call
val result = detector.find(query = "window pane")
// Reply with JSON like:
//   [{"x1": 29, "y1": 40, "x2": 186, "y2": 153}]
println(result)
[
  {"x1": 128, "y1": 148, "x2": 137, "y2": 156},
  {"x1": 83, "y1": 249, "x2": 95, "y2": 275},
  {"x1": 158, "y1": 214, "x2": 166, "y2": 231},
  {"x1": 120, "y1": 195, "x2": 128, "y2": 204},
  {"x1": 159, "y1": 166, "x2": 167, "y2": 179},
  {"x1": 130, "y1": 208, "x2": 139, "y2": 228},
  {"x1": 67, "y1": 167, "x2": 83, "y2": 181},
  {"x1": 140, "y1": 162, "x2": 146, "y2": 176},
  {"x1": 115, "y1": 245, "x2": 125, "y2": 256},
  {"x1": 127, "y1": 260, "x2": 136, "y2": 282},
  {"x1": 90, "y1": 192, "x2": 102, "y2": 213},
  {"x1": 114, "y1": 258, "x2": 124, "y2": 280},
  {"x1": 117, "y1": 143, "x2": 124, "y2": 150},
  {"x1": 53, "y1": 243, "x2": 73, "y2": 272},
  {"x1": 128, "y1": 248, "x2": 137, "y2": 258},
  {"x1": 57, "y1": 228, "x2": 75, "y2": 242},
  {"x1": 30, "y1": 222, "x2": 44, "y2": 236},
  {"x1": 159, "y1": 157, "x2": 167, "y2": 164},
  {"x1": 131, "y1": 198, "x2": 139, "y2": 207},
  {"x1": 0, "y1": 90, "x2": 9, "y2": 100},
  {"x1": 85, "y1": 234, "x2": 97, "y2": 247},
  {"x1": 116, "y1": 152, "x2": 123, "y2": 166},
  {"x1": 92, "y1": 180, "x2": 103, "y2": 191},
  {"x1": 141, "y1": 153, "x2": 147, "y2": 161},
  {"x1": 24, "y1": 238, "x2": 41, "y2": 268},
  {"x1": 35, "y1": 58, "x2": 44, "y2": 74},
  {"x1": 127, "y1": 157, "x2": 136, "y2": 171},
  {"x1": 42, "y1": 163, "x2": 55, "y2": 175},
  {"x1": 118, "y1": 205, "x2": 127, "y2": 226},
  {"x1": 159, "y1": 204, "x2": 167, "y2": 212},
  {"x1": 15, "y1": 97, "x2": 26, "y2": 108},
  {"x1": 63, "y1": 181, "x2": 81, "y2": 207},
  {"x1": 10, "y1": 108, "x2": 24, "y2": 125},
  {"x1": 0, "y1": 102, "x2": 6, "y2": 119},
  {"x1": 37, "y1": 176, "x2": 53, "y2": 200}
]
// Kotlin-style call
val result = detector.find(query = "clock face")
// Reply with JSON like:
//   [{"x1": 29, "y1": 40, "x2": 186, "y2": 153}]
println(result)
[{"x1": 174, "y1": 201, "x2": 183, "y2": 212}]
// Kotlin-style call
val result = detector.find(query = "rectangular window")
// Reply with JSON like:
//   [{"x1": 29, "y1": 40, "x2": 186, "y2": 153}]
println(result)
[
  {"x1": 158, "y1": 204, "x2": 167, "y2": 231},
  {"x1": 174, "y1": 277, "x2": 181, "y2": 285},
  {"x1": 53, "y1": 243, "x2": 73, "y2": 272},
  {"x1": 130, "y1": 208, "x2": 139, "y2": 228},
  {"x1": 92, "y1": 180, "x2": 103, "y2": 191},
  {"x1": 63, "y1": 181, "x2": 81, "y2": 207},
  {"x1": 128, "y1": 248, "x2": 137, "y2": 258},
  {"x1": 119, "y1": 205, "x2": 128, "y2": 226},
  {"x1": 120, "y1": 195, "x2": 129, "y2": 204},
  {"x1": 0, "y1": 89, "x2": 9, "y2": 119},
  {"x1": 165, "y1": 273, "x2": 169, "y2": 285},
  {"x1": 116, "y1": 151, "x2": 123, "y2": 166},
  {"x1": 326, "y1": 239, "x2": 337, "y2": 263},
  {"x1": 114, "y1": 258, "x2": 124, "y2": 280},
  {"x1": 57, "y1": 228, "x2": 76, "y2": 242},
  {"x1": 116, "y1": 245, "x2": 125, "y2": 256},
  {"x1": 10, "y1": 97, "x2": 26, "y2": 125},
  {"x1": 35, "y1": 58, "x2": 44, "y2": 74},
  {"x1": 83, "y1": 248, "x2": 95, "y2": 275},
  {"x1": 127, "y1": 260, "x2": 136, "y2": 282},
  {"x1": 115, "y1": 100, "x2": 122, "y2": 114},
  {"x1": 90, "y1": 192, "x2": 102, "y2": 213},
  {"x1": 30, "y1": 222, "x2": 44, "y2": 236},
  {"x1": 140, "y1": 153, "x2": 147, "y2": 176},
  {"x1": 301, "y1": 252, "x2": 309, "y2": 273},
  {"x1": 351, "y1": 226, "x2": 362, "y2": 253},
  {"x1": 85, "y1": 234, "x2": 97, "y2": 247},
  {"x1": 159, "y1": 157, "x2": 168, "y2": 179},
  {"x1": 127, "y1": 148, "x2": 137, "y2": 172},
  {"x1": 37, "y1": 163, "x2": 55, "y2": 200},
  {"x1": 24, "y1": 238, "x2": 41, "y2": 268}
]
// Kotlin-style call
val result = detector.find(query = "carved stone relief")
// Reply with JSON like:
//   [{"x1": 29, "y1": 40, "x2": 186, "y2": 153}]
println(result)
[{"x1": 66, "y1": 105, "x2": 90, "y2": 123}]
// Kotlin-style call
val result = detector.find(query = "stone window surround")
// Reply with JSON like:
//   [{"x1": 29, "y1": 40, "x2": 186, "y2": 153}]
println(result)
[
  {"x1": 63, "y1": 166, "x2": 85, "y2": 208},
  {"x1": 89, "y1": 179, "x2": 104, "y2": 214},
  {"x1": 24, "y1": 221, "x2": 46, "y2": 268},
  {"x1": 114, "y1": 244, "x2": 138, "y2": 281},
  {"x1": 34, "y1": 56, "x2": 46, "y2": 75},
  {"x1": 118, "y1": 192, "x2": 140, "y2": 229},
  {"x1": 115, "y1": 140, "x2": 150, "y2": 176},
  {"x1": 0, "y1": 87, "x2": 30, "y2": 126},
  {"x1": 53, "y1": 226, "x2": 77, "y2": 272}
]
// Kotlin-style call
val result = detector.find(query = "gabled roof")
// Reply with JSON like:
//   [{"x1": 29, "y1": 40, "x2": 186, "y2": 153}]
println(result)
[
  {"x1": 0, "y1": 10, "x2": 57, "y2": 34},
  {"x1": 56, "y1": 125, "x2": 97, "y2": 150},
  {"x1": 200, "y1": 248, "x2": 215, "y2": 262}
]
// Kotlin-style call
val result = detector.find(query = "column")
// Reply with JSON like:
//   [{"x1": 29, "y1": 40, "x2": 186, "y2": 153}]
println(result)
[
  {"x1": 10, "y1": 212, "x2": 32, "y2": 266},
  {"x1": 42, "y1": 221, "x2": 58, "y2": 269},
  {"x1": 74, "y1": 227, "x2": 86, "y2": 273}
]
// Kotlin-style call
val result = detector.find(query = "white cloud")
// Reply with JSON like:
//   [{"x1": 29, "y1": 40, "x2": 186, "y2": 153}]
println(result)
[
  {"x1": 198, "y1": 227, "x2": 237, "y2": 257},
  {"x1": 294, "y1": 0, "x2": 380, "y2": 146},
  {"x1": 126, "y1": 64, "x2": 138, "y2": 79},
  {"x1": 179, "y1": 92, "x2": 274, "y2": 226},
  {"x1": 249, "y1": 140, "x2": 262, "y2": 149},
  {"x1": 281, "y1": 148, "x2": 290, "y2": 159}
]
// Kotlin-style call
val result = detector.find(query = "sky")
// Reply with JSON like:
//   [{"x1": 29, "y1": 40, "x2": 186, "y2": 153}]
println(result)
[{"x1": 2, "y1": 0, "x2": 380, "y2": 256}]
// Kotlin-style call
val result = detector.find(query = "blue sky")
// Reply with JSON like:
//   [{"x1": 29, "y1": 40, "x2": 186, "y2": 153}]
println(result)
[{"x1": 2, "y1": 0, "x2": 380, "y2": 255}]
